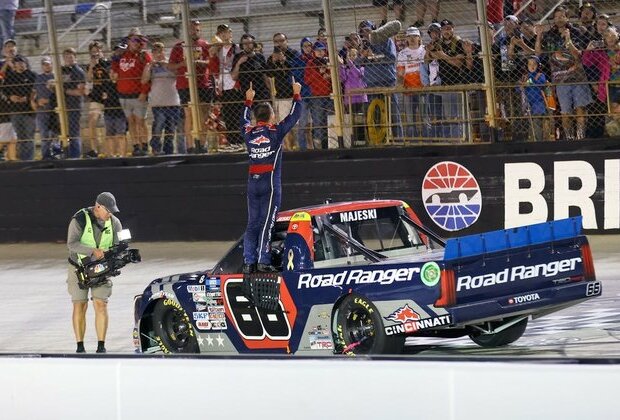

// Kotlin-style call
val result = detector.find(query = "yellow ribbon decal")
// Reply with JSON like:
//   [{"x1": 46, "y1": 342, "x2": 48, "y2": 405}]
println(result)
[{"x1": 287, "y1": 249, "x2": 295, "y2": 271}]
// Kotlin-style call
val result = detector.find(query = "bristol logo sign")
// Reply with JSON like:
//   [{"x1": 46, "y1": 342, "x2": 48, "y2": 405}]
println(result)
[{"x1": 421, "y1": 161, "x2": 482, "y2": 231}]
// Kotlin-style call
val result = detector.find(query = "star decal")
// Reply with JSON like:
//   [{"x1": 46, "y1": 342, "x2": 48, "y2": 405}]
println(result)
[
  {"x1": 216, "y1": 334, "x2": 225, "y2": 347},
  {"x1": 206, "y1": 335, "x2": 214, "y2": 346},
  {"x1": 197, "y1": 336, "x2": 204, "y2": 346}
]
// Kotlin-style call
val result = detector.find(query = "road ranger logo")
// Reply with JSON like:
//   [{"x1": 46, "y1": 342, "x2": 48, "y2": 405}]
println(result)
[
  {"x1": 298, "y1": 267, "x2": 420, "y2": 289},
  {"x1": 508, "y1": 293, "x2": 541, "y2": 305},
  {"x1": 456, "y1": 257, "x2": 582, "y2": 291},
  {"x1": 339, "y1": 209, "x2": 377, "y2": 223}
]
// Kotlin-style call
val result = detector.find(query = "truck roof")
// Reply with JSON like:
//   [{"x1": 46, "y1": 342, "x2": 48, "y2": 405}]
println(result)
[{"x1": 276, "y1": 199, "x2": 406, "y2": 222}]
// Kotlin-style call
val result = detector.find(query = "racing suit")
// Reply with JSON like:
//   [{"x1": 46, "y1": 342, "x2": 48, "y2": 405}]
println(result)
[{"x1": 241, "y1": 94, "x2": 302, "y2": 266}]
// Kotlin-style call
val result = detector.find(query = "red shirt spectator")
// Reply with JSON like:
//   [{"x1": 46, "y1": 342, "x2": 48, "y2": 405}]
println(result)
[
  {"x1": 111, "y1": 47, "x2": 152, "y2": 96},
  {"x1": 169, "y1": 21, "x2": 212, "y2": 90},
  {"x1": 304, "y1": 43, "x2": 332, "y2": 97}
]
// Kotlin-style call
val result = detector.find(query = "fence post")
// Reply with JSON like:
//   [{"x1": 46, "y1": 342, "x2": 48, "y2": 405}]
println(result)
[
  {"x1": 322, "y1": 0, "x2": 346, "y2": 149},
  {"x1": 180, "y1": 1, "x2": 202, "y2": 148},
  {"x1": 476, "y1": 0, "x2": 497, "y2": 140},
  {"x1": 44, "y1": 0, "x2": 69, "y2": 148}
]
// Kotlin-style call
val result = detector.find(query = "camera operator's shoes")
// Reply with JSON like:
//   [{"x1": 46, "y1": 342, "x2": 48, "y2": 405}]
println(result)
[
  {"x1": 96, "y1": 342, "x2": 106, "y2": 353},
  {"x1": 257, "y1": 263, "x2": 278, "y2": 273},
  {"x1": 76, "y1": 342, "x2": 85, "y2": 353},
  {"x1": 242, "y1": 263, "x2": 256, "y2": 274}
]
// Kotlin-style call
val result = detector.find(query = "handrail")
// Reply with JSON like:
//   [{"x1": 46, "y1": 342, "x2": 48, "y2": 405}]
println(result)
[
  {"x1": 77, "y1": 6, "x2": 112, "y2": 51},
  {"x1": 41, "y1": 2, "x2": 111, "y2": 55}
]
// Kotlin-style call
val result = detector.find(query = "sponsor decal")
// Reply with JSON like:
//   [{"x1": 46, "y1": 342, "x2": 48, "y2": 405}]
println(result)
[
  {"x1": 187, "y1": 285, "x2": 205, "y2": 293},
  {"x1": 249, "y1": 135, "x2": 270, "y2": 145},
  {"x1": 211, "y1": 321, "x2": 227, "y2": 330},
  {"x1": 298, "y1": 267, "x2": 420, "y2": 289},
  {"x1": 508, "y1": 293, "x2": 541, "y2": 305},
  {"x1": 150, "y1": 291, "x2": 174, "y2": 300},
  {"x1": 193, "y1": 312, "x2": 209, "y2": 320},
  {"x1": 384, "y1": 315, "x2": 452, "y2": 336},
  {"x1": 504, "y1": 160, "x2": 620, "y2": 230},
  {"x1": 385, "y1": 304, "x2": 420, "y2": 323},
  {"x1": 309, "y1": 335, "x2": 333, "y2": 350},
  {"x1": 193, "y1": 292, "x2": 207, "y2": 303},
  {"x1": 208, "y1": 306, "x2": 225, "y2": 314},
  {"x1": 132, "y1": 328, "x2": 140, "y2": 348},
  {"x1": 420, "y1": 262, "x2": 441, "y2": 287},
  {"x1": 195, "y1": 303, "x2": 207, "y2": 311},
  {"x1": 422, "y1": 161, "x2": 482, "y2": 231},
  {"x1": 196, "y1": 320, "x2": 211, "y2": 330},
  {"x1": 338, "y1": 209, "x2": 377, "y2": 223},
  {"x1": 456, "y1": 257, "x2": 581, "y2": 291}
]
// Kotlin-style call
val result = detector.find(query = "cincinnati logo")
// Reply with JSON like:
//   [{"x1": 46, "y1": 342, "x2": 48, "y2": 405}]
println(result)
[
  {"x1": 249, "y1": 135, "x2": 270, "y2": 145},
  {"x1": 421, "y1": 161, "x2": 482, "y2": 231},
  {"x1": 384, "y1": 304, "x2": 420, "y2": 323}
]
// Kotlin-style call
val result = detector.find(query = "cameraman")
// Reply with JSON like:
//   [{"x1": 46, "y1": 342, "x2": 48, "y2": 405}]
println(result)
[{"x1": 66, "y1": 192, "x2": 122, "y2": 354}]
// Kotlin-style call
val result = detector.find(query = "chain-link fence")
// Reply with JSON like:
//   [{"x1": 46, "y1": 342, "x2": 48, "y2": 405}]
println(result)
[{"x1": 0, "y1": 0, "x2": 618, "y2": 161}]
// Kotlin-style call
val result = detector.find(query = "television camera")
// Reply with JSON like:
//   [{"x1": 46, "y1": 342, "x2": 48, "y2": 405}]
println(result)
[{"x1": 76, "y1": 229, "x2": 141, "y2": 289}]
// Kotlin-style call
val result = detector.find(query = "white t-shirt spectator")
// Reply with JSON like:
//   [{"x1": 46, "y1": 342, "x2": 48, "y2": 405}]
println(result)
[
  {"x1": 397, "y1": 45, "x2": 426, "y2": 88},
  {"x1": 149, "y1": 62, "x2": 180, "y2": 107}
]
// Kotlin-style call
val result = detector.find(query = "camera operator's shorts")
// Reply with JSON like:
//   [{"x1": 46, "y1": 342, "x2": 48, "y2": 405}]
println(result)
[{"x1": 66, "y1": 266, "x2": 112, "y2": 302}]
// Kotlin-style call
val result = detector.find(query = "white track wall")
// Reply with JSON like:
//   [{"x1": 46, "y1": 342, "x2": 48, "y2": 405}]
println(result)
[{"x1": 0, "y1": 357, "x2": 618, "y2": 420}]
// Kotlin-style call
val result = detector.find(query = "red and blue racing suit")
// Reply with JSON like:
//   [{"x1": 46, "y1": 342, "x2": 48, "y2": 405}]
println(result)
[{"x1": 242, "y1": 94, "x2": 302, "y2": 266}]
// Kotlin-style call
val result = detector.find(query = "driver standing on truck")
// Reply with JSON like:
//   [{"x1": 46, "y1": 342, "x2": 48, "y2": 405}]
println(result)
[
  {"x1": 241, "y1": 79, "x2": 302, "y2": 273},
  {"x1": 66, "y1": 192, "x2": 122, "y2": 353}
]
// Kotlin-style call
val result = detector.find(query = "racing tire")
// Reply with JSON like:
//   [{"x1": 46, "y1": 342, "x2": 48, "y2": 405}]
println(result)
[
  {"x1": 334, "y1": 294, "x2": 404, "y2": 355},
  {"x1": 151, "y1": 299, "x2": 199, "y2": 353},
  {"x1": 468, "y1": 317, "x2": 528, "y2": 348}
]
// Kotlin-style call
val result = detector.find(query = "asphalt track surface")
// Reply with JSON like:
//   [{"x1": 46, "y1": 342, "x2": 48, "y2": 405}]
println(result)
[{"x1": 0, "y1": 237, "x2": 618, "y2": 357}]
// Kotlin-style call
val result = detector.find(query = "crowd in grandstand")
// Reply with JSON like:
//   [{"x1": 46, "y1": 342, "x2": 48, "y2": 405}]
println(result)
[{"x1": 0, "y1": 1, "x2": 618, "y2": 161}]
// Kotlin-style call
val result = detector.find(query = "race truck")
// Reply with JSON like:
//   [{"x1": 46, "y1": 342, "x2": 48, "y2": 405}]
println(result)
[{"x1": 132, "y1": 199, "x2": 601, "y2": 355}]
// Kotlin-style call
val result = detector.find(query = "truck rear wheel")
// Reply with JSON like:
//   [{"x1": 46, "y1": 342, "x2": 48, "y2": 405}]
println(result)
[
  {"x1": 469, "y1": 317, "x2": 528, "y2": 347},
  {"x1": 333, "y1": 294, "x2": 404, "y2": 355}
]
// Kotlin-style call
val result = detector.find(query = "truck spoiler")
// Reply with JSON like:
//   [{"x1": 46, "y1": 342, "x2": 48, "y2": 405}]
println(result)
[{"x1": 444, "y1": 217, "x2": 584, "y2": 261}]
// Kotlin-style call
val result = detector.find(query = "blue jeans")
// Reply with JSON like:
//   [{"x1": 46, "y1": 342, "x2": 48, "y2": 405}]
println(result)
[
  {"x1": 37, "y1": 110, "x2": 58, "y2": 158},
  {"x1": 404, "y1": 93, "x2": 428, "y2": 139},
  {"x1": 426, "y1": 93, "x2": 444, "y2": 138},
  {"x1": 441, "y1": 92, "x2": 463, "y2": 139},
  {"x1": 67, "y1": 109, "x2": 82, "y2": 158},
  {"x1": 0, "y1": 9, "x2": 16, "y2": 46},
  {"x1": 12, "y1": 114, "x2": 35, "y2": 161},
  {"x1": 150, "y1": 106, "x2": 180, "y2": 154},
  {"x1": 296, "y1": 98, "x2": 311, "y2": 151},
  {"x1": 307, "y1": 96, "x2": 332, "y2": 149}
]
